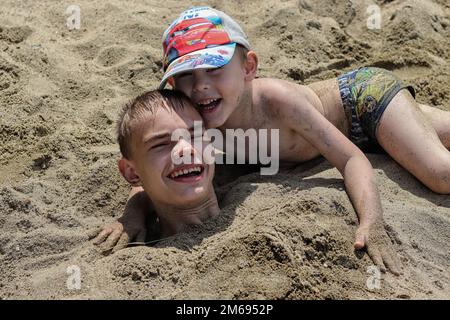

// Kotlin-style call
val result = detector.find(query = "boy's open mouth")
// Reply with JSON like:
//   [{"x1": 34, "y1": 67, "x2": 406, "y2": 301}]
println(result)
[
  {"x1": 196, "y1": 98, "x2": 222, "y2": 114},
  {"x1": 167, "y1": 164, "x2": 205, "y2": 183}
]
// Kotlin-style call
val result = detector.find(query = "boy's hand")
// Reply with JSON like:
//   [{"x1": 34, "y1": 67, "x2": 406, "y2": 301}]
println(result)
[
  {"x1": 91, "y1": 213, "x2": 147, "y2": 254},
  {"x1": 90, "y1": 188, "x2": 151, "y2": 254},
  {"x1": 354, "y1": 221, "x2": 402, "y2": 276},
  {"x1": 91, "y1": 221, "x2": 129, "y2": 253}
]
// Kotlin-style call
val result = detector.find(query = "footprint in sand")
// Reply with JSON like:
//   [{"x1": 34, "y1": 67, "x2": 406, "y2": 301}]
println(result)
[{"x1": 94, "y1": 45, "x2": 129, "y2": 68}]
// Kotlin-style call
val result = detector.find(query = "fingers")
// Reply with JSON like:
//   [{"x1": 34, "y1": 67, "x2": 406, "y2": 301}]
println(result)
[
  {"x1": 86, "y1": 227, "x2": 103, "y2": 240},
  {"x1": 112, "y1": 233, "x2": 130, "y2": 253},
  {"x1": 381, "y1": 246, "x2": 402, "y2": 276},
  {"x1": 354, "y1": 229, "x2": 366, "y2": 250},
  {"x1": 391, "y1": 247, "x2": 403, "y2": 274},
  {"x1": 366, "y1": 244, "x2": 386, "y2": 273},
  {"x1": 355, "y1": 224, "x2": 402, "y2": 276},
  {"x1": 99, "y1": 229, "x2": 122, "y2": 252},
  {"x1": 92, "y1": 227, "x2": 113, "y2": 245},
  {"x1": 382, "y1": 252, "x2": 400, "y2": 276}
]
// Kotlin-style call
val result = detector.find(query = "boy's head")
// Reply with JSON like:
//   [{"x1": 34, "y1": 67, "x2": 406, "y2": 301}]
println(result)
[
  {"x1": 159, "y1": 7, "x2": 258, "y2": 129},
  {"x1": 117, "y1": 89, "x2": 214, "y2": 207}
]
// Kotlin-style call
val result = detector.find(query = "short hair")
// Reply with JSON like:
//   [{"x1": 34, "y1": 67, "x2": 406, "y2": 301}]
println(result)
[
  {"x1": 117, "y1": 89, "x2": 191, "y2": 159},
  {"x1": 236, "y1": 44, "x2": 249, "y2": 63}
]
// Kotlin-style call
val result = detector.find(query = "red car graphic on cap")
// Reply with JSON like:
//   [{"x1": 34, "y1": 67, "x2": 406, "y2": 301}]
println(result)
[{"x1": 164, "y1": 17, "x2": 231, "y2": 66}]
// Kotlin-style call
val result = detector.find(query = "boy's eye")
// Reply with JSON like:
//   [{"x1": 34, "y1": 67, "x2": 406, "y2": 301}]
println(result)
[
  {"x1": 177, "y1": 72, "x2": 192, "y2": 79},
  {"x1": 150, "y1": 142, "x2": 169, "y2": 150},
  {"x1": 206, "y1": 66, "x2": 223, "y2": 73}
]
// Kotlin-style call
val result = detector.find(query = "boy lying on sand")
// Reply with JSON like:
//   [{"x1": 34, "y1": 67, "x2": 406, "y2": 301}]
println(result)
[
  {"x1": 93, "y1": 90, "x2": 219, "y2": 252},
  {"x1": 96, "y1": 6, "x2": 450, "y2": 274}
]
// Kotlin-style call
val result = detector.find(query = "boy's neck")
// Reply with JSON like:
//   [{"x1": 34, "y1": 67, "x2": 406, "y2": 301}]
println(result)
[
  {"x1": 153, "y1": 187, "x2": 220, "y2": 238},
  {"x1": 220, "y1": 82, "x2": 257, "y2": 131}
]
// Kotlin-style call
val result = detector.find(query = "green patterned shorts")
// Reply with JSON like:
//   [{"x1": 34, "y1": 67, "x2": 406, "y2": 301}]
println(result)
[{"x1": 337, "y1": 67, "x2": 415, "y2": 148}]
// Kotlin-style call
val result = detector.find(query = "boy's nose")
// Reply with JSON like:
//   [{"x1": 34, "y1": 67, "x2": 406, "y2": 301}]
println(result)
[
  {"x1": 173, "y1": 138, "x2": 195, "y2": 162},
  {"x1": 192, "y1": 71, "x2": 210, "y2": 92}
]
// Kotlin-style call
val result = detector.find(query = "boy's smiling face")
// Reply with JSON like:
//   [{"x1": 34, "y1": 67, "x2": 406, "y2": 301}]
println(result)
[
  {"x1": 122, "y1": 105, "x2": 214, "y2": 207},
  {"x1": 173, "y1": 49, "x2": 255, "y2": 129}
]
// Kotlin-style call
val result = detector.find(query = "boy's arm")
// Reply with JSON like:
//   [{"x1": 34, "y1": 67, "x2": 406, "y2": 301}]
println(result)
[
  {"x1": 92, "y1": 186, "x2": 153, "y2": 253},
  {"x1": 271, "y1": 82, "x2": 400, "y2": 275}
]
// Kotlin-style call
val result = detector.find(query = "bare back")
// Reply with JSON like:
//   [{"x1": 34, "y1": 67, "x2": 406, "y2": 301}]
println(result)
[{"x1": 252, "y1": 78, "x2": 349, "y2": 163}]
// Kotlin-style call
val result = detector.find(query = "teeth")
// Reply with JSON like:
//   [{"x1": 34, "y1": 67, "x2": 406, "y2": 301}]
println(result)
[
  {"x1": 169, "y1": 166, "x2": 202, "y2": 178},
  {"x1": 197, "y1": 98, "x2": 218, "y2": 105}
]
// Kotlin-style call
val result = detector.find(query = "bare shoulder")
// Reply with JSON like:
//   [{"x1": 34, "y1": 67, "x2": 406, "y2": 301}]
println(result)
[{"x1": 255, "y1": 78, "x2": 323, "y2": 124}]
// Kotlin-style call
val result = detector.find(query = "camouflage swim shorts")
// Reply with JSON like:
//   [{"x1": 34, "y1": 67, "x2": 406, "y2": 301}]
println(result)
[{"x1": 338, "y1": 67, "x2": 415, "y2": 149}]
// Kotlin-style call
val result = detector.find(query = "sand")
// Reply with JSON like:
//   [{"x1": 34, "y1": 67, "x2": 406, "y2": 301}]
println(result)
[{"x1": 0, "y1": 0, "x2": 449, "y2": 299}]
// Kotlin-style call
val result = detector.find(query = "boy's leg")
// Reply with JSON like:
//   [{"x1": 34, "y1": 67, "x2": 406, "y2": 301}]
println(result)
[
  {"x1": 418, "y1": 104, "x2": 450, "y2": 148},
  {"x1": 376, "y1": 90, "x2": 450, "y2": 194}
]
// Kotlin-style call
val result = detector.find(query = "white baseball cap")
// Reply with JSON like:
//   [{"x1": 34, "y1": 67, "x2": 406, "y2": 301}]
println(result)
[{"x1": 159, "y1": 6, "x2": 251, "y2": 89}]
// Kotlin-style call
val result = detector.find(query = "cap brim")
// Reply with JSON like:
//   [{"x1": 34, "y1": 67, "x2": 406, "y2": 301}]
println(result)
[{"x1": 159, "y1": 43, "x2": 236, "y2": 89}]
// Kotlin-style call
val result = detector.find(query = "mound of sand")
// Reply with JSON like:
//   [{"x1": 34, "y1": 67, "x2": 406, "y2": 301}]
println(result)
[{"x1": 0, "y1": 0, "x2": 449, "y2": 299}]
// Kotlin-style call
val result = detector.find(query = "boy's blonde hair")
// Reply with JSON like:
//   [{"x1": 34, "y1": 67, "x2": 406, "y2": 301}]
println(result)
[
  {"x1": 117, "y1": 90, "x2": 190, "y2": 159},
  {"x1": 236, "y1": 44, "x2": 249, "y2": 64}
]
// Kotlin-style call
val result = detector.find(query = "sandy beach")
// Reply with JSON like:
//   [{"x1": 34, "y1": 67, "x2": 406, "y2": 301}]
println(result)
[{"x1": 0, "y1": 0, "x2": 449, "y2": 299}]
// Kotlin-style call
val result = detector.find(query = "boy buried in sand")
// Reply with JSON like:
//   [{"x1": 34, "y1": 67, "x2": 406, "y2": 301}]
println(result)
[
  {"x1": 92, "y1": 89, "x2": 219, "y2": 252},
  {"x1": 97, "y1": 7, "x2": 450, "y2": 274}
]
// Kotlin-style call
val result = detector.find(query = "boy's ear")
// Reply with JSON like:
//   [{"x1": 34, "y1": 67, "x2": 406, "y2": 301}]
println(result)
[
  {"x1": 118, "y1": 157, "x2": 142, "y2": 187},
  {"x1": 244, "y1": 51, "x2": 258, "y2": 81}
]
